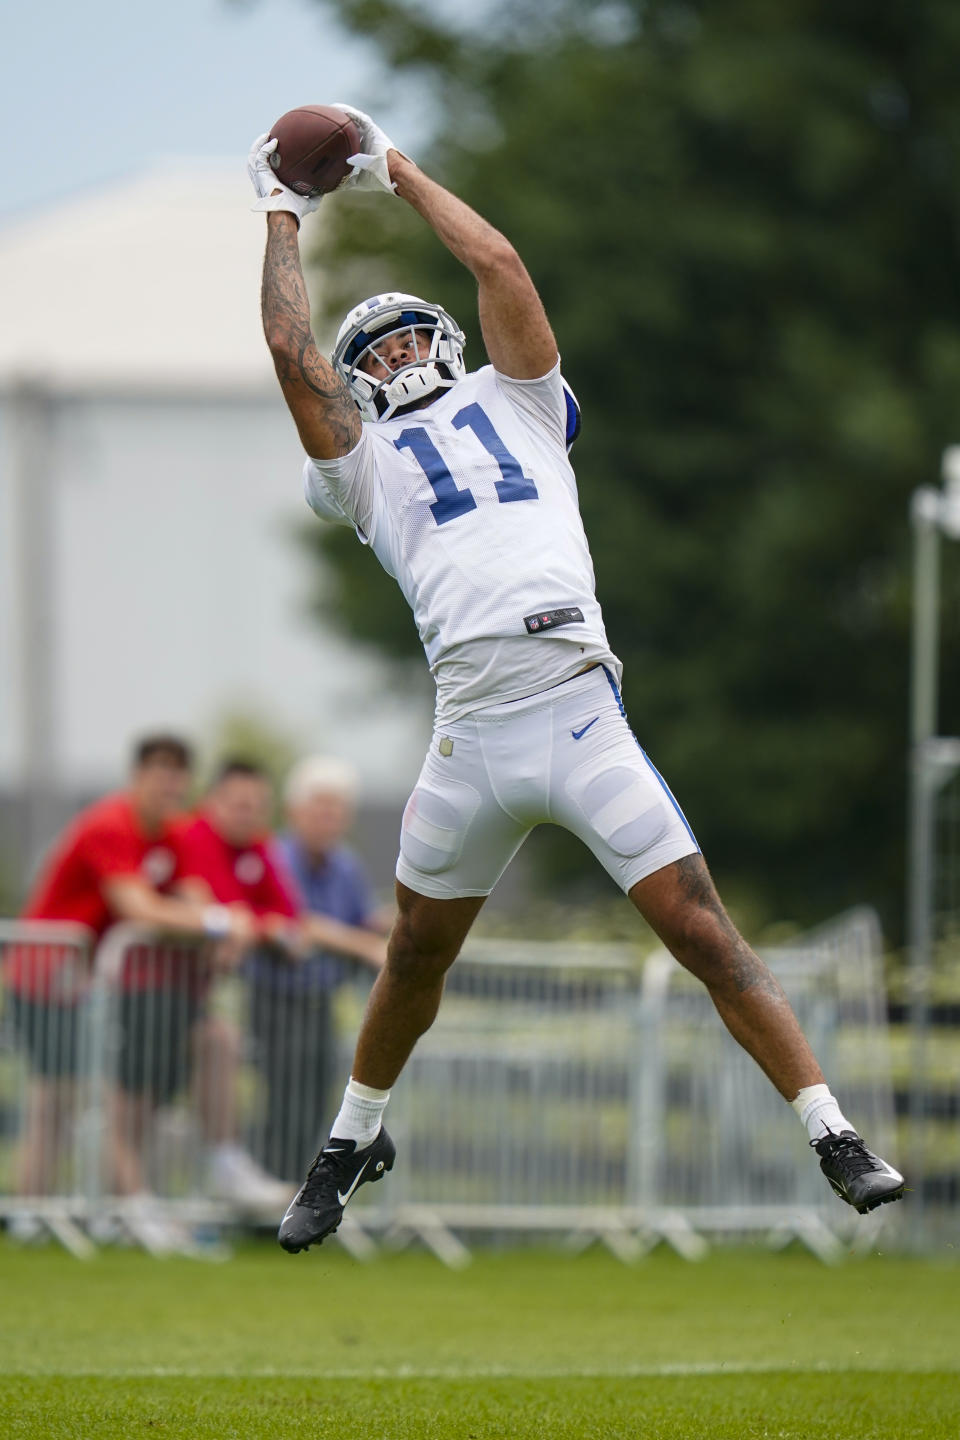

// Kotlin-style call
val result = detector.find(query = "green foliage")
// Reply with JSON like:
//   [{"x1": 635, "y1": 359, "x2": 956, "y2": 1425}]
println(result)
[{"x1": 302, "y1": 0, "x2": 960, "y2": 931}]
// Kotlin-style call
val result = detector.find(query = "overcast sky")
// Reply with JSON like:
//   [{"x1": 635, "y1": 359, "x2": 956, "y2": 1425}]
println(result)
[{"x1": 0, "y1": 0, "x2": 402, "y2": 222}]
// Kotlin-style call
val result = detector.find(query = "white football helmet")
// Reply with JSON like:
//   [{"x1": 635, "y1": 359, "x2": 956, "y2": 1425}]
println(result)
[{"x1": 333, "y1": 292, "x2": 467, "y2": 422}]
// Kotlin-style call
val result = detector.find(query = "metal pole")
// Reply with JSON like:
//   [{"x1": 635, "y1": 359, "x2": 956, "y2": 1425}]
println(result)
[
  {"x1": 906, "y1": 455, "x2": 960, "y2": 1240},
  {"x1": 10, "y1": 380, "x2": 59, "y2": 883},
  {"x1": 907, "y1": 491, "x2": 940, "y2": 1238},
  {"x1": 909, "y1": 492, "x2": 941, "y2": 750},
  {"x1": 906, "y1": 758, "x2": 934, "y2": 1235}
]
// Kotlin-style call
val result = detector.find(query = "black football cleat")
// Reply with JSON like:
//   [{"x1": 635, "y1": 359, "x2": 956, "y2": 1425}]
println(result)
[
  {"x1": 813, "y1": 1129, "x2": 904, "y2": 1214},
  {"x1": 278, "y1": 1128, "x2": 395, "y2": 1253}
]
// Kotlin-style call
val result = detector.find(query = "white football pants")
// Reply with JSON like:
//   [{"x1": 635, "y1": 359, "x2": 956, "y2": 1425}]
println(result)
[{"x1": 396, "y1": 664, "x2": 700, "y2": 900}]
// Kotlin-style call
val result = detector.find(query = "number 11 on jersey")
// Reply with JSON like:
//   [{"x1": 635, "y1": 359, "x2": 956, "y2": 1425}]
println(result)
[{"x1": 395, "y1": 403, "x2": 539, "y2": 526}]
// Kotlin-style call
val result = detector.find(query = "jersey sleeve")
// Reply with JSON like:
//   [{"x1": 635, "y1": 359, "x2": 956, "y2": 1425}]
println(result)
[
  {"x1": 81, "y1": 822, "x2": 143, "y2": 889},
  {"x1": 493, "y1": 361, "x2": 581, "y2": 453},
  {"x1": 303, "y1": 428, "x2": 379, "y2": 538},
  {"x1": 302, "y1": 459, "x2": 353, "y2": 529}
]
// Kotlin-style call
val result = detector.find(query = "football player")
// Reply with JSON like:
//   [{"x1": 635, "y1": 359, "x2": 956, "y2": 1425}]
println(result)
[{"x1": 247, "y1": 106, "x2": 904, "y2": 1251}]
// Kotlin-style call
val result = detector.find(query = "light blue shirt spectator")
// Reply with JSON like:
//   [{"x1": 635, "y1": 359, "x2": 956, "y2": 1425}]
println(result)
[{"x1": 248, "y1": 756, "x2": 386, "y2": 995}]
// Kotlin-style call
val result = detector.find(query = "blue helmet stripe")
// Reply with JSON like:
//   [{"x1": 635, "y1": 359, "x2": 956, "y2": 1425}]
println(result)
[{"x1": 343, "y1": 309, "x2": 439, "y2": 366}]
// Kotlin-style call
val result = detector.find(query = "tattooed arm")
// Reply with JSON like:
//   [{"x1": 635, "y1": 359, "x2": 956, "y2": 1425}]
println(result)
[
  {"x1": 388, "y1": 152, "x2": 558, "y2": 382},
  {"x1": 261, "y1": 213, "x2": 362, "y2": 459}
]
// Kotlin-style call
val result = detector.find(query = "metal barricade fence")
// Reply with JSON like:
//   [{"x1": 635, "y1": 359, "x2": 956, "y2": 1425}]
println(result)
[
  {"x1": 85, "y1": 927, "x2": 216, "y2": 1212},
  {"x1": 356, "y1": 940, "x2": 644, "y2": 1265},
  {"x1": 627, "y1": 906, "x2": 897, "y2": 1261},
  {"x1": 347, "y1": 908, "x2": 897, "y2": 1263},
  {"x1": 0, "y1": 910, "x2": 898, "y2": 1261},
  {"x1": 0, "y1": 920, "x2": 96, "y2": 1255},
  {"x1": 923, "y1": 766, "x2": 960, "y2": 1222}
]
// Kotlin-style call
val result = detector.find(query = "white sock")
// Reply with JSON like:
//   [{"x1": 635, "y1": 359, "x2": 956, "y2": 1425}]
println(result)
[
  {"x1": 791, "y1": 1084, "x2": 855, "y2": 1142},
  {"x1": 330, "y1": 1077, "x2": 391, "y2": 1149}
]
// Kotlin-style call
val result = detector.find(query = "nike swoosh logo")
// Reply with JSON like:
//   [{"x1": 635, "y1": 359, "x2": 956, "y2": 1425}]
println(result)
[
  {"x1": 571, "y1": 716, "x2": 599, "y2": 740},
  {"x1": 337, "y1": 1158, "x2": 370, "y2": 1206}
]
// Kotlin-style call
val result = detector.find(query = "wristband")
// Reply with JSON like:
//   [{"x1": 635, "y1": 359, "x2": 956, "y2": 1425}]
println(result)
[{"x1": 202, "y1": 904, "x2": 232, "y2": 938}]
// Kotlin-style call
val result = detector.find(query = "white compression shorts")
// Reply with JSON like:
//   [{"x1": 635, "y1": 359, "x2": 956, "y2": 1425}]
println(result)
[{"x1": 396, "y1": 665, "x2": 700, "y2": 900}]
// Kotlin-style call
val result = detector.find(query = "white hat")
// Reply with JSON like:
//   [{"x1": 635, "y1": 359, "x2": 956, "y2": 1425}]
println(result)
[{"x1": 284, "y1": 755, "x2": 359, "y2": 808}]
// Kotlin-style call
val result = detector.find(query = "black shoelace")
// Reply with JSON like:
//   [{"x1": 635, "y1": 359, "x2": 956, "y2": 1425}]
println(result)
[
  {"x1": 812, "y1": 1131, "x2": 876, "y2": 1177},
  {"x1": 300, "y1": 1145, "x2": 350, "y2": 1207}
]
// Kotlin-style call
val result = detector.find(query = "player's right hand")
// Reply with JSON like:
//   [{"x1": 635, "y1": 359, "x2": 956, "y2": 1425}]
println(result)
[{"x1": 247, "y1": 133, "x2": 323, "y2": 224}]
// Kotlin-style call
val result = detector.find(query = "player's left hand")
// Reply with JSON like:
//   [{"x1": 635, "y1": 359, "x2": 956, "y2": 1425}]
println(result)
[
  {"x1": 247, "y1": 133, "x2": 323, "y2": 223},
  {"x1": 330, "y1": 102, "x2": 402, "y2": 194}
]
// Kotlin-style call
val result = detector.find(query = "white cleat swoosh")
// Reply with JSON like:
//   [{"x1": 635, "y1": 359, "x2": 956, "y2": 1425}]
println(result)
[{"x1": 337, "y1": 1158, "x2": 370, "y2": 1207}]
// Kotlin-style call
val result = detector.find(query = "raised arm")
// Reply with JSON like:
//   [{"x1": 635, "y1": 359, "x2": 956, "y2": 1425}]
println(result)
[
  {"x1": 248, "y1": 134, "x2": 361, "y2": 460},
  {"x1": 251, "y1": 108, "x2": 558, "y2": 455},
  {"x1": 260, "y1": 213, "x2": 362, "y2": 460},
  {"x1": 328, "y1": 104, "x2": 558, "y2": 381},
  {"x1": 389, "y1": 154, "x2": 558, "y2": 381}
]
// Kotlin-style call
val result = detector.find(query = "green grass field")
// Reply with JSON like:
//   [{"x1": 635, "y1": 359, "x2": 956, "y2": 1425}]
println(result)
[{"x1": 1, "y1": 1239, "x2": 957, "y2": 1438}]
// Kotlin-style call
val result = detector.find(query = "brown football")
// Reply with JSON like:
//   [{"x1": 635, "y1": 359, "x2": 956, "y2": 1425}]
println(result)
[{"x1": 268, "y1": 105, "x2": 363, "y2": 197}]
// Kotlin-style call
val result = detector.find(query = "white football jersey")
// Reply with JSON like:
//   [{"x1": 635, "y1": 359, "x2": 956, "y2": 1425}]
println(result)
[{"x1": 304, "y1": 361, "x2": 621, "y2": 723}]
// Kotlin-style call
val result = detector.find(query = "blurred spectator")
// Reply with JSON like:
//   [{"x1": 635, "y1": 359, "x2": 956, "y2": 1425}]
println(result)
[
  {"x1": 177, "y1": 758, "x2": 304, "y2": 1197},
  {"x1": 248, "y1": 756, "x2": 388, "y2": 1181},
  {"x1": 4, "y1": 735, "x2": 263, "y2": 1205},
  {"x1": 178, "y1": 758, "x2": 301, "y2": 935}
]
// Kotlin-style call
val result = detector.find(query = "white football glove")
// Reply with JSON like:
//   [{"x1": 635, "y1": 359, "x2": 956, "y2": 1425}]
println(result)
[
  {"x1": 331, "y1": 102, "x2": 403, "y2": 195},
  {"x1": 247, "y1": 133, "x2": 323, "y2": 224}
]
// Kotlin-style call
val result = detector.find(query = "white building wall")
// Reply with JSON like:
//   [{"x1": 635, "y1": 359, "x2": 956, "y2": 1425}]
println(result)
[
  {"x1": 0, "y1": 386, "x2": 430, "y2": 797},
  {"x1": 0, "y1": 404, "x2": 18, "y2": 778},
  {"x1": 0, "y1": 164, "x2": 431, "y2": 811}
]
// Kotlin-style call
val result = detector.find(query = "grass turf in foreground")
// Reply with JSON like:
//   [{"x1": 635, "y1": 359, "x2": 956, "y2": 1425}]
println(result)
[
  {"x1": 1, "y1": 1242, "x2": 957, "y2": 1437},
  {"x1": 4, "y1": 1374, "x2": 959, "y2": 1440}
]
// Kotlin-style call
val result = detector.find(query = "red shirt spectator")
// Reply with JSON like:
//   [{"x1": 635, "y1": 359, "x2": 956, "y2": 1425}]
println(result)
[
  {"x1": 177, "y1": 761, "x2": 299, "y2": 935},
  {"x1": 6, "y1": 737, "x2": 254, "y2": 999},
  {"x1": 179, "y1": 813, "x2": 299, "y2": 921},
  {"x1": 21, "y1": 793, "x2": 189, "y2": 940}
]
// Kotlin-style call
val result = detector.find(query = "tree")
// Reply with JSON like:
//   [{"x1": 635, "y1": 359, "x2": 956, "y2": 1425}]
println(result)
[{"x1": 295, "y1": 0, "x2": 960, "y2": 933}]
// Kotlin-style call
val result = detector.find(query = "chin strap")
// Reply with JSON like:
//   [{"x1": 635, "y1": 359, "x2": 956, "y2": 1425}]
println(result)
[{"x1": 383, "y1": 362, "x2": 447, "y2": 414}]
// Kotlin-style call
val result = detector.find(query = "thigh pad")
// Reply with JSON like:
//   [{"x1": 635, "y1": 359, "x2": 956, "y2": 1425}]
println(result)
[
  {"x1": 399, "y1": 776, "x2": 482, "y2": 876},
  {"x1": 565, "y1": 755, "x2": 672, "y2": 857}
]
